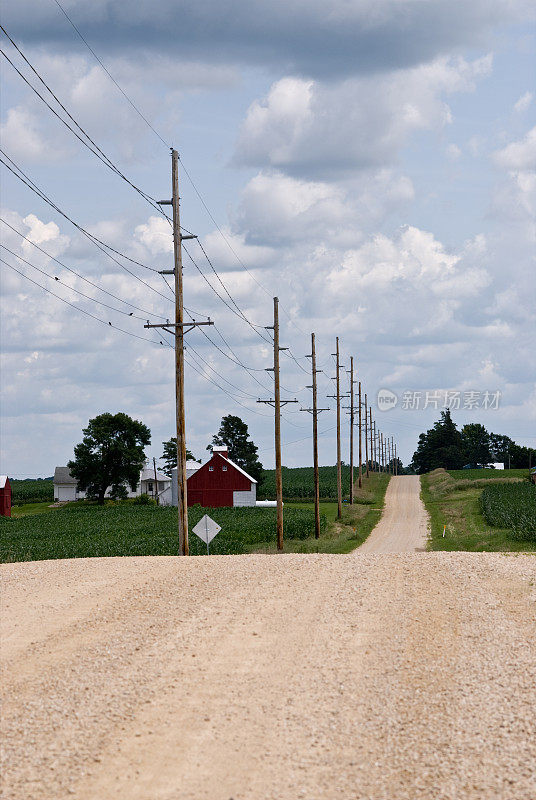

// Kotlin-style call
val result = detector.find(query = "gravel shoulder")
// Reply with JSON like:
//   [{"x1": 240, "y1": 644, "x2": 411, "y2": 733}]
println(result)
[
  {"x1": 2, "y1": 552, "x2": 535, "y2": 800},
  {"x1": 357, "y1": 475, "x2": 429, "y2": 553}
]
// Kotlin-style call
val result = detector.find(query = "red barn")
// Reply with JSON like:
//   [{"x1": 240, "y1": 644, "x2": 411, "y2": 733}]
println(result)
[
  {"x1": 0, "y1": 475, "x2": 12, "y2": 517},
  {"x1": 187, "y1": 447, "x2": 257, "y2": 507}
]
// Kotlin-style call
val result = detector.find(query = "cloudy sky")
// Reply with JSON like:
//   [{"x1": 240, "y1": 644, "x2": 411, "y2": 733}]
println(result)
[{"x1": 1, "y1": 0, "x2": 535, "y2": 478}]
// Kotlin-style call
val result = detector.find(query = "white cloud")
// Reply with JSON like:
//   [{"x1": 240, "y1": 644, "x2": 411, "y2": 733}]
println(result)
[
  {"x1": 0, "y1": 106, "x2": 66, "y2": 163},
  {"x1": 234, "y1": 56, "x2": 492, "y2": 177},
  {"x1": 493, "y1": 126, "x2": 536, "y2": 171},
  {"x1": 446, "y1": 143, "x2": 462, "y2": 160},
  {"x1": 514, "y1": 91, "x2": 533, "y2": 113}
]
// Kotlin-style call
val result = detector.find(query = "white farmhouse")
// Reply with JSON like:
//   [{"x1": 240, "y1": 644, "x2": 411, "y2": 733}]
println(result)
[{"x1": 53, "y1": 465, "x2": 172, "y2": 504}]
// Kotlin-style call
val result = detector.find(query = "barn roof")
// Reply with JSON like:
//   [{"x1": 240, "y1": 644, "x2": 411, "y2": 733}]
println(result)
[
  {"x1": 0, "y1": 475, "x2": 8, "y2": 489},
  {"x1": 216, "y1": 453, "x2": 257, "y2": 484},
  {"x1": 54, "y1": 466, "x2": 77, "y2": 484}
]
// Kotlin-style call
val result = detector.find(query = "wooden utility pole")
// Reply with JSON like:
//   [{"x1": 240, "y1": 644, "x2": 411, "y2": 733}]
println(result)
[
  {"x1": 349, "y1": 357, "x2": 354, "y2": 504},
  {"x1": 373, "y1": 420, "x2": 377, "y2": 471},
  {"x1": 153, "y1": 456, "x2": 159, "y2": 504},
  {"x1": 335, "y1": 338, "x2": 343, "y2": 518},
  {"x1": 394, "y1": 443, "x2": 398, "y2": 475},
  {"x1": 302, "y1": 333, "x2": 329, "y2": 538},
  {"x1": 369, "y1": 406, "x2": 374, "y2": 472},
  {"x1": 387, "y1": 437, "x2": 391, "y2": 474},
  {"x1": 380, "y1": 432, "x2": 384, "y2": 472},
  {"x1": 145, "y1": 149, "x2": 212, "y2": 555},
  {"x1": 364, "y1": 395, "x2": 369, "y2": 478},
  {"x1": 358, "y1": 380, "x2": 363, "y2": 488},
  {"x1": 258, "y1": 298, "x2": 298, "y2": 550}
]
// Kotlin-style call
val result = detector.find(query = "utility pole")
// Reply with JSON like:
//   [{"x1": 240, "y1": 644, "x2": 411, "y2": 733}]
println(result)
[
  {"x1": 369, "y1": 407, "x2": 373, "y2": 473},
  {"x1": 153, "y1": 456, "x2": 159, "y2": 504},
  {"x1": 302, "y1": 333, "x2": 329, "y2": 537},
  {"x1": 387, "y1": 437, "x2": 391, "y2": 474},
  {"x1": 258, "y1": 297, "x2": 298, "y2": 550},
  {"x1": 145, "y1": 149, "x2": 213, "y2": 555},
  {"x1": 394, "y1": 443, "x2": 398, "y2": 475},
  {"x1": 364, "y1": 393, "x2": 369, "y2": 478},
  {"x1": 358, "y1": 380, "x2": 363, "y2": 489},
  {"x1": 328, "y1": 338, "x2": 344, "y2": 518},
  {"x1": 380, "y1": 432, "x2": 384, "y2": 472},
  {"x1": 349, "y1": 357, "x2": 355, "y2": 504},
  {"x1": 373, "y1": 420, "x2": 377, "y2": 471}
]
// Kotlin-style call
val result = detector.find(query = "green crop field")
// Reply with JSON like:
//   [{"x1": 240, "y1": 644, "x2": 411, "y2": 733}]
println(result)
[
  {"x1": 481, "y1": 483, "x2": 536, "y2": 541},
  {"x1": 259, "y1": 465, "x2": 352, "y2": 500},
  {"x1": 421, "y1": 468, "x2": 536, "y2": 552},
  {"x1": 447, "y1": 468, "x2": 528, "y2": 481},
  {"x1": 0, "y1": 503, "x2": 325, "y2": 563},
  {"x1": 10, "y1": 479, "x2": 54, "y2": 505}
]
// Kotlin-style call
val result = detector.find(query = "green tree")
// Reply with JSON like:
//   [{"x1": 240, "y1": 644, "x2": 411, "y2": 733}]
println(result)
[
  {"x1": 461, "y1": 423, "x2": 491, "y2": 467},
  {"x1": 489, "y1": 433, "x2": 514, "y2": 466},
  {"x1": 209, "y1": 415, "x2": 263, "y2": 484},
  {"x1": 160, "y1": 438, "x2": 198, "y2": 475},
  {"x1": 410, "y1": 410, "x2": 465, "y2": 473},
  {"x1": 68, "y1": 412, "x2": 151, "y2": 505}
]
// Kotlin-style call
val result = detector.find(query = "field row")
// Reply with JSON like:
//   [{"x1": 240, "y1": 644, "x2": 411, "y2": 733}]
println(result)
[
  {"x1": 0, "y1": 504, "x2": 325, "y2": 562},
  {"x1": 481, "y1": 483, "x2": 536, "y2": 541}
]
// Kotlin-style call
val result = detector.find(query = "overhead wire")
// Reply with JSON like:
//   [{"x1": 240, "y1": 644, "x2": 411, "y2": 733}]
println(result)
[
  {"x1": 0, "y1": 152, "x2": 174, "y2": 304},
  {"x1": 1, "y1": 217, "x2": 169, "y2": 320},
  {"x1": 0, "y1": 31, "x2": 170, "y2": 220},
  {"x1": 0, "y1": 243, "x2": 160, "y2": 321},
  {"x1": 51, "y1": 0, "x2": 169, "y2": 149},
  {"x1": 46, "y1": 0, "x2": 313, "y2": 376},
  {"x1": 1, "y1": 258, "x2": 168, "y2": 346}
]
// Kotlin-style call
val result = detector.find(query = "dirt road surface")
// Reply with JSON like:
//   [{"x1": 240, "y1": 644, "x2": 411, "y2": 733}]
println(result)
[
  {"x1": 2, "y1": 552, "x2": 535, "y2": 800},
  {"x1": 358, "y1": 475, "x2": 429, "y2": 553}
]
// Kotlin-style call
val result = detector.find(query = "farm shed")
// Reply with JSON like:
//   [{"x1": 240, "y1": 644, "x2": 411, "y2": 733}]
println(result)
[
  {"x1": 54, "y1": 467, "x2": 86, "y2": 502},
  {"x1": 0, "y1": 475, "x2": 11, "y2": 517},
  {"x1": 171, "y1": 447, "x2": 257, "y2": 508}
]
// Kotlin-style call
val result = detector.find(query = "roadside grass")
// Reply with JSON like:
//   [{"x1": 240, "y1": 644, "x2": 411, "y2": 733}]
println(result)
[
  {"x1": 421, "y1": 469, "x2": 536, "y2": 552},
  {"x1": 249, "y1": 473, "x2": 390, "y2": 554}
]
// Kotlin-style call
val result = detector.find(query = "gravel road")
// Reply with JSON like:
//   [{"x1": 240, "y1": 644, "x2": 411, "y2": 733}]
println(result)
[
  {"x1": 2, "y1": 551, "x2": 535, "y2": 800},
  {"x1": 358, "y1": 475, "x2": 429, "y2": 553}
]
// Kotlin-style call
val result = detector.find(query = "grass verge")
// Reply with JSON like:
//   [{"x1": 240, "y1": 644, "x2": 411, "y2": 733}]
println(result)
[
  {"x1": 421, "y1": 469, "x2": 536, "y2": 552},
  {"x1": 249, "y1": 473, "x2": 391, "y2": 554}
]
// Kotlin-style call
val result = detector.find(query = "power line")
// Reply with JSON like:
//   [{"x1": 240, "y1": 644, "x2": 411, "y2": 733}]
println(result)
[
  {"x1": 0, "y1": 217, "x2": 169, "y2": 320},
  {"x1": 182, "y1": 242, "x2": 271, "y2": 344},
  {"x1": 0, "y1": 243, "x2": 161, "y2": 321},
  {"x1": 178, "y1": 154, "x2": 311, "y2": 356},
  {"x1": 42, "y1": 3, "x2": 311, "y2": 376},
  {"x1": 0, "y1": 152, "x2": 174, "y2": 303},
  {"x1": 196, "y1": 239, "x2": 268, "y2": 334},
  {"x1": 186, "y1": 343, "x2": 260, "y2": 400},
  {"x1": 1, "y1": 257, "x2": 168, "y2": 346},
  {"x1": 0, "y1": 32, "x2": 170, "y2": 220},
  {"x1": 51, "y1": 0, "x2": 169, "y2": 149}
]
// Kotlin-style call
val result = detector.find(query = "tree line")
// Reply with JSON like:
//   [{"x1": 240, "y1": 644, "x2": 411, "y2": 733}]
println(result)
[{"x1": 410, "y1": 410, "x2": 535, "y2": 473}]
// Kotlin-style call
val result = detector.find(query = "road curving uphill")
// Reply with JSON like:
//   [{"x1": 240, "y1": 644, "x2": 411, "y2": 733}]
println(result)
[{"x1": 1, "y1": 550, "x2": 535, "y2": 800}]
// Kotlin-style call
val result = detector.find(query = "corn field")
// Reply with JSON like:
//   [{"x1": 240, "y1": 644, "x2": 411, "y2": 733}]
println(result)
[{"x1": 480, "y1": 483, "x2": 536, "y2": 541}]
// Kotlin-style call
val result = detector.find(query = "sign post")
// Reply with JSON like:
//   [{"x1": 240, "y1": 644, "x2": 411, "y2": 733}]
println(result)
[{"x1": 192, "y1": 514, "x2": 221, "y2": 555}]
